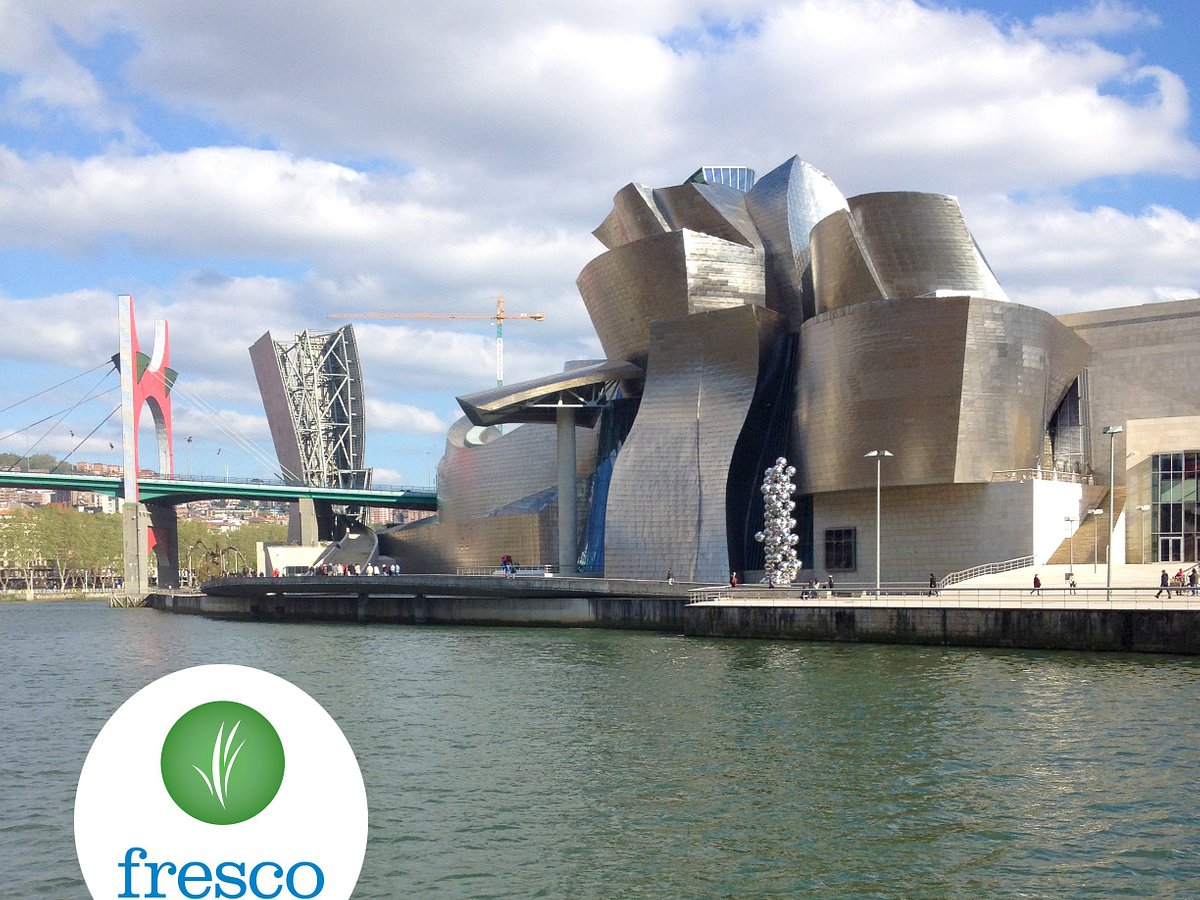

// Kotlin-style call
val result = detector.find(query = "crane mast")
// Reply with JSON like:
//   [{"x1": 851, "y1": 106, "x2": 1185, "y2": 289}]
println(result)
[{"x1": 328, "y1": 295, "x2": 544, "y2": 387}]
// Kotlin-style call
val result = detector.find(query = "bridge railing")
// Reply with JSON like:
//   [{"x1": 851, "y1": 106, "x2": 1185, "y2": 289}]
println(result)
[{"x1": 139, "y1": 472, "x2": 436, "y2": 493}]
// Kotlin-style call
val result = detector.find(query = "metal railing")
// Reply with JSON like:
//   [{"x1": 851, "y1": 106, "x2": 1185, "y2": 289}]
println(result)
[
  {"x1": 688, "y1": 584, "x2": 1200, "y2": 610},
  {"x1": 991, "y1": 467, "x2": 1093, "y2": 485},
  {"x1": 940, "y1": 556, "x2": 1034, "y2": 588},
  {"x1": 456, "y1": 564, "x2": 560, "y2": 577}
]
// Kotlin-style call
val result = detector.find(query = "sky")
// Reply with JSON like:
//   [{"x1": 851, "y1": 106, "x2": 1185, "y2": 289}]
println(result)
[{"x1": 0, "y1": 0, "x2": 1197, "y2": 487}]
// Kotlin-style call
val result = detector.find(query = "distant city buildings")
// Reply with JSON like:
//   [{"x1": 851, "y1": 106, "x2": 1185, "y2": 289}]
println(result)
[{"x1": 0, "y1": 461, "x2": 290, "y2": 528}]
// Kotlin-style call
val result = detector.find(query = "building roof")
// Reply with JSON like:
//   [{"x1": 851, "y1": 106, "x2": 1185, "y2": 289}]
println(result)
[{"x1": 456, "y1": 359, "x2": 643, "y2": 428}]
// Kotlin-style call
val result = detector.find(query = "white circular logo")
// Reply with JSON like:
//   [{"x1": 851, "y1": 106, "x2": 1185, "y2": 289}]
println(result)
[{"x1": 75, "y1": 665, "x2": 368, "y2": 899}]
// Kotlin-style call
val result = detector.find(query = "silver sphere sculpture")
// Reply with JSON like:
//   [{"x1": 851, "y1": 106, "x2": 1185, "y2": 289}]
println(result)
[{"x1": 754, "y1": 457, "x2": 801, "y2": 586}]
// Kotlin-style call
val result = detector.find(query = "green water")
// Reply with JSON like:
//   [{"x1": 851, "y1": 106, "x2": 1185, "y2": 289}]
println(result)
[{"x1": 2, "y1": 601, "x2": 1198, "y2": 897}]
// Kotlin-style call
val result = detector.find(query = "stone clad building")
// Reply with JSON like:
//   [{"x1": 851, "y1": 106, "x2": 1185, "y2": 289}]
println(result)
[{"x1": 381, "y1": 158, "x2": 1200, "y2": 584}]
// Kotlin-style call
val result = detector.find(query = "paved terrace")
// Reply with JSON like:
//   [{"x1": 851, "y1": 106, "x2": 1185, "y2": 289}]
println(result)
[{"x1": 689, "y1": 564, "x2": 1200, "y2": 611}]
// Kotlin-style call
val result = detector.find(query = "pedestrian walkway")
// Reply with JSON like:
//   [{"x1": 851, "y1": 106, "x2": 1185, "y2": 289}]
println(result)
[{"x1": 689, "y1": 564, "x2": 1200, "y2": 611}]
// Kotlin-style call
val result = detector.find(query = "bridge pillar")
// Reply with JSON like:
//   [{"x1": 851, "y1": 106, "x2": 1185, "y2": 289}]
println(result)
[
  {"x1": 121, "y1": 502, "x2": 179, "y2": 591},
  {"x1": 118, "y1": 295, "x2": 180, "y2": 598}
]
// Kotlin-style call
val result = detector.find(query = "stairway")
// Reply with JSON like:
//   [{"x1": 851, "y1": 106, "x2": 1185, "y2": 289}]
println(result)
[{"x1": 1046, "y1": 485, "x2": 1127, "y2": 566}]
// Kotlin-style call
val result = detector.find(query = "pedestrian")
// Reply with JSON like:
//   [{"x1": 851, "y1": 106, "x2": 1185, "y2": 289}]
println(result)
[
  {"x1": 1156, "y1": 569, "x2": 1172, "y2": 599},
  {"x1": 1190, "y1": 567, "x2": 1198, "y2": 597},
  {"x1": 1030, "y1": 573, "x2": 1041, "y2": 595},
  {"x1": 667, "y1": 567, "x2": 675, "y2": 585},
  {"x1": 928, "y1": 573, "x2": 938, "y2": 597},
  {"x1": 729, "y1": 571, "x2": 738, "y2": 587},
  {"x1": 1069, "y1": 576, "x2": 1077, "y2": 595}
]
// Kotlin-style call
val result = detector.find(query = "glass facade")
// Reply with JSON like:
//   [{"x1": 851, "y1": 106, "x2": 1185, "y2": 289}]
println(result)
[
  {"x1": 1150, "y1": 452, "x2": 1200, "y2": 562},
  {"x1": 687, "y1": 166, "x2": 757, "y2": 192},
  {"x1": 824, "y1": 527, "x2": 857, "y2": 571}
]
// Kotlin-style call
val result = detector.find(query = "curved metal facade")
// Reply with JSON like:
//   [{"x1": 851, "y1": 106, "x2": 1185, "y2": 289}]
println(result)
[
  {"x1": 811, "y1": 192, "x2": 1008, "y2": 315},
  {"x1": 793, "y1": 296, "x2": 1090, "y2": 494},
  {"x1": 604, "y1": 305, "x2": 782, "y2": 581},
  {"x1": 746, "y1": 156, "x2": 849, "y2": 326},
  {"x1": 576, "y1": 229, "x2": 765, "y2": 366},
  {"x1": 385, "y1": 157, "x2": 1157, "y2": 582}
]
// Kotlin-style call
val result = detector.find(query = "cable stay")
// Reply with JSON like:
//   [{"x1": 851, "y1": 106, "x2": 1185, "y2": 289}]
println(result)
[
  {"x1": 139, "y1": 367, "x2": 291, "y2": 481},
  {"x1": 50, "y1": 406, "x2": 121, "y2": 473},
  {"x1": 0, "y1": 359, "x2": 116, "y2": 416},
  {"x1": 2, "y1": 368, "x2": 121, "y2": 471}
]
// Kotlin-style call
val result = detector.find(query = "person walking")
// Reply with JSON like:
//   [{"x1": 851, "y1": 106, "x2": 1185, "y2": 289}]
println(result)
[
  {"x1": 928, "y1": 573, "x2": 938, "y2": 597},
  {"x1": 729, "y1": 572, "x2": 739, "y2": 588},
  {"x1": 1156, "y1": 569, "x2": 1172, "y2": 599},
  {"x1": 1030, "y1": 573, "x2": 1041, "y2": 595},
  {"x1": 1190, "y1": 567, "x2": 1198, "y2": 597}
]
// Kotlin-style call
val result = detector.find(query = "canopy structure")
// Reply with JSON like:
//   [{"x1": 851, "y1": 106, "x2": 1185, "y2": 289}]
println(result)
[
  {"x1": 456, "y1": 358, "x2": 643, "y2": 573},
  {"x1": 456, "y1": 359, "x2": 643, "y2": 428}
]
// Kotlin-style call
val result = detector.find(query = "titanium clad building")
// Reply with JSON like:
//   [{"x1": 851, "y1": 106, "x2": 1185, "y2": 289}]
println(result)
[{"x1": 381, "y1": 157, "x2": 1200, "y2": 583}]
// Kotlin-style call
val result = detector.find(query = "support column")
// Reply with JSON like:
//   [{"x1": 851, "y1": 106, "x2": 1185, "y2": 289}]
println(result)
[
  {"x1": 122, "y1": 502, "x2": 150, "y2": 596},
  {"x1": 149, "y1": 503, "x2": 180, "y2": 589},
  {"x1": 557, "y1": 406, "x2": 577, "y2": 575}
]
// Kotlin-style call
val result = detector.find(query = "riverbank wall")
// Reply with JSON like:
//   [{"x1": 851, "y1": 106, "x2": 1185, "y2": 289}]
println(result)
[
  {"x1": 683, "y1": 602, "x2": 1200, "y2": 655},
  {"x1": 150, "y1": 575, "x2": 689, "y2": 630},
  {"x1": 146, "y1": 577, "x2": 1200, "y2": 655}
]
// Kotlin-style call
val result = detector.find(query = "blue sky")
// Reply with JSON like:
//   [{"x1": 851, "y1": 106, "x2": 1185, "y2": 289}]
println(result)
[{"x1": 0, "y1": 0, "x2": 1197, "y2": 485}]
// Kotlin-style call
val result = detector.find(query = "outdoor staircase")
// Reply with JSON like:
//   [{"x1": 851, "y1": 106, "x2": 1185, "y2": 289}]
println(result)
[{"x1": 1046, "y1": 485, "x2": 1126, "y2": 567}]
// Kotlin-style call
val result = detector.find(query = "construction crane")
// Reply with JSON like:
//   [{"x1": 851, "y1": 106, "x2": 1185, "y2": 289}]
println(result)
[{"x1": 328, "y1": 296, "x2": 544, "y2": 387}]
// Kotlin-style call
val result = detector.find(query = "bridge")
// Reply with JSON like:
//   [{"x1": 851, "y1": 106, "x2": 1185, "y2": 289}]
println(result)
[
  {"x1": 2, "y1": 295, "x2": 440, "y2": 599},
  {"x1": 0, "y1": 470, "x2": 436, "y2": 509}
]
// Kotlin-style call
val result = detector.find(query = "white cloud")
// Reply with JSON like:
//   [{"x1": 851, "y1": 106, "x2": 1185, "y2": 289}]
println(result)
[
  {"x1": 0, "y1": 0, "x2": 1198, "y2": 480},
  {"x1": 364, "y1": 399, "x2": 447, "y2": 436},
  {"x1": 1027, "y1": 0, "x2": 1159, "y2": 40},
  {"x1": 966, "y1": 194, "x2": 1200, "y2": 312}
]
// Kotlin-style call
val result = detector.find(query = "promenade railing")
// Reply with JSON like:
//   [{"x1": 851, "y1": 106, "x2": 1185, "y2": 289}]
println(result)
[{"x1": 688, "y1": 584, "x2": 1200, "y2": 610}]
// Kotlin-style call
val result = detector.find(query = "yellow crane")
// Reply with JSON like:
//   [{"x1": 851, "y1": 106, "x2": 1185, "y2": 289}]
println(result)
[{"x1": 328, "y1": 295, "x2": 544, "y2": 387}]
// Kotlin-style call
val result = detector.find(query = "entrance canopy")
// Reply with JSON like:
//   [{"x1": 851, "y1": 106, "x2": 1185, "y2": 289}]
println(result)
[{"x1": 457, "y1": 359, "x2": 643, "y2": 428}]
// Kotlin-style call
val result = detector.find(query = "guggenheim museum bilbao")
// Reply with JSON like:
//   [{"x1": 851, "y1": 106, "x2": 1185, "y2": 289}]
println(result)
[{"x1": 380, "y1": 156, "x2": 1200, "y2": 585}]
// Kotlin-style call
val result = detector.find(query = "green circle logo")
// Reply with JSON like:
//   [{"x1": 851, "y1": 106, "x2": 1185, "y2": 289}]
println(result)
[{"x1": 160, "y1": 701, "x2": 285, "y2": 825}]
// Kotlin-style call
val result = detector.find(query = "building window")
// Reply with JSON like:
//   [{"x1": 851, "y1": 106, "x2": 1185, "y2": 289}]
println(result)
[
  {"x1": 1150, "y1": 451, "x2": 1200, "y2": 563},
  {"x1": 824, "y1": 528, "x2": 857, "y2": 571}
]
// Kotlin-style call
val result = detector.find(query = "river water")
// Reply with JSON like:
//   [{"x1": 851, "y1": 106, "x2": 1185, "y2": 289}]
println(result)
[{"x1": 2, "y1": 600, "x2": 1198, "y2": 898}]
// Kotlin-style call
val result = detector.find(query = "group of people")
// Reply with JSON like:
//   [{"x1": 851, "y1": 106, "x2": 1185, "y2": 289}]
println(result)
[
  {"x1": 313, "y1": 562, "x2": 401, "y2": 576},
  {"x1": 500, "y1": 555, "x2": 517, "y2": 577},
  {"x1": 1156, "y1": 567, "x2": 1199, "y2": 598}
]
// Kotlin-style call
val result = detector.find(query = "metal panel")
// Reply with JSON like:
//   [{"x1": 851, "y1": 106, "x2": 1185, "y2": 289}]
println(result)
[
  {"x1": 591, "y1": 183, "x2": 670, "y2": 250},
  {"x1": 793, "y1": 296, "x2": 1090, "y2": 494},
  {"x1": 810, "y1": 209, "x2": 886, "y2": 314},
  {"x1": 746, "y1": 156, "x2": 849, "y2": 326},
  {"x1": 652, "y1": 183, "x2": 762, "y2": 250},
  {"x1": 604, "y1": 305, "x2": 781, "y2": 582},
  {"x1": 576, "y1": 229, "x2": 765, "y2": 366},
  {"x1": 848, "y1": 192, "x2": 1009, "y2": 302}
]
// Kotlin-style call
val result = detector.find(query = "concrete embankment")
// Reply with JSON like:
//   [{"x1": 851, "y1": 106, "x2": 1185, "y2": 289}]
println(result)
[
  {"x1": 683, "y1": 600, "x2": 1200, "y2": 655},
  {"x1": 147, "y1": 576, "x2": 1200, "y2": 655},
  {"x1": 150, "y1": 575, "x2": 690, "y2": 630}
]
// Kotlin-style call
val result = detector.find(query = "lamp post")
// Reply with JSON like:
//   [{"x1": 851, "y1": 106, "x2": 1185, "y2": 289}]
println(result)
[
  {"x1": 864, "y1": 450, "x2": 893, "y2": 600},
  {"x1": 1089, "y1": 508, "x2": 1105, "y2": 573},
  {"x1": 1064, "y1": 516, "x2": 1075, "y2": 572},
  {"x1": 1137, "y1": 504, "x2": 1151, "y2": 564},
  {"x1": 1102, "y1": 425, "x2": 1123, "y2": 600}
]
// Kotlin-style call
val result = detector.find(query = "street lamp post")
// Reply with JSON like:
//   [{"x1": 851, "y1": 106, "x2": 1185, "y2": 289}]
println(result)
[
  {"x1": 1089, "y1": 508, "x2": 1105, "y2": 573},
  {"x1": 1137, "y1": 504, "x2": 1151, "y2": 564},
  {"x1": 1102, "y1": 425, "x2": 1123, "y2": 601},
  {"x1": 1064, "y1": 516, "x2": 1075, "y2": 572},
  {"x1": 864, "y1": 450, "x2": 894, "y2": 600}
]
